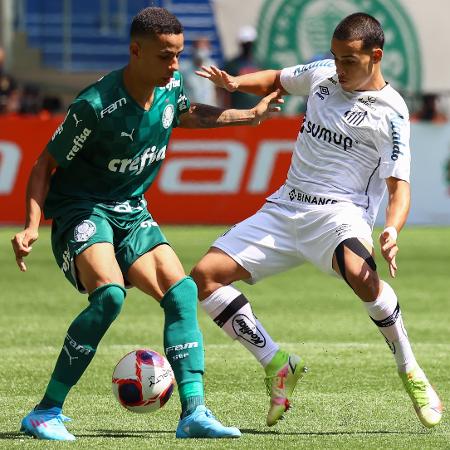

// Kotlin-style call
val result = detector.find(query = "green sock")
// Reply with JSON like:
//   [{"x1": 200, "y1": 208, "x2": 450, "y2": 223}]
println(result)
[
  {"x1": 265, "y1": 349, "x2": 289, "y2": 376},
  {"x1": 160, "y1": 277, "x2": 205, "y2": 415},
  {"x1": 38, "y1": 284, "x2": 126, "y2": 409}
]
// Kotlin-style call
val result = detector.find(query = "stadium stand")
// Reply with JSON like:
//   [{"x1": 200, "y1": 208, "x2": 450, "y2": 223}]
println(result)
[{"x1": 18, "y1": 0, "x2": 223, "y2": 71}]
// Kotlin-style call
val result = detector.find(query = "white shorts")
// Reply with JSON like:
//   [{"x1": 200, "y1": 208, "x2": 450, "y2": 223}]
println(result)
[{"x1": 213, "y1": 196, "x2": 374, "y2": 284}]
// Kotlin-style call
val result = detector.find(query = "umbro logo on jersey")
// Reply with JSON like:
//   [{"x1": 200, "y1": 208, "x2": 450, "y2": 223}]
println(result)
[
  {"x1": 72, "y1": 113, "x2": 83, "y2": 127},
  {"x1": 121, "y1": 129, "x2": 135, "y2": 141},
  {"x1": 315, "y1": 85, "x2": 330, "y2": 100},
  {"x1": 344, "y1": 110, "x2": 367, "y2": 126}
]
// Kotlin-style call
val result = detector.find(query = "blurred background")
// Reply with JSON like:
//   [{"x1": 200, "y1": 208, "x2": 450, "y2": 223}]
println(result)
[{"x1": 1, "y1": 0, "x2": 450, "y2": 225}]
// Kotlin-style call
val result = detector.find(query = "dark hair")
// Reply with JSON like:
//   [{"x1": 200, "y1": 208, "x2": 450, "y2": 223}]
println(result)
[
  {"x1": 333, "y1": 12, "x2": 384, "y2": 50},
  {"x1": 130, "y1": 7, "x2": 183, "y2": 39}
]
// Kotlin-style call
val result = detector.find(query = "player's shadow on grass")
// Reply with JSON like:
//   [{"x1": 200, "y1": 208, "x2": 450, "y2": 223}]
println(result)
[
  {"x1": 0, "y1": 432, "x2": 25, "y2": 440},
  {"x1": 240, "y1": 428, "x2": 427, "y2": 436},
  {"x1": 84, "y1": 429, "x2": 173, "y2": 438},
  {"x1": 0, "y1": 430, "x2": 173, "y2": 440}
]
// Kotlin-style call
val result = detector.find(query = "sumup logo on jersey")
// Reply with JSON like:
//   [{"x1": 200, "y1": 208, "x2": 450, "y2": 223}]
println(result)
[{"x1": 256, "y1": 0, "x2": 422, "y2": 112}]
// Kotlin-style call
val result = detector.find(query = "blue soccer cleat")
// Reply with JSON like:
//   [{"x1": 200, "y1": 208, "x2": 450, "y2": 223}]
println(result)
[
  {"x1": 176, "y1": 405, "x2": 241, "y2": 438},
  {"x1": 20, "y1": 407, "x2": 76, "y2": 441}
]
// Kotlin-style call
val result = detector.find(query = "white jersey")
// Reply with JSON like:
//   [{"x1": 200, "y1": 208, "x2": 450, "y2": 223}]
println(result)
[{"x1": 274, "y1": 59, "x2": 411, "y2": 226}]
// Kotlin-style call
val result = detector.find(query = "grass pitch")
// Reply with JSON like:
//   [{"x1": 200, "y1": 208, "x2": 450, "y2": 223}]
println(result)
[{"x1": 0, "y1": 225, "x2": 449, "y2": 449}]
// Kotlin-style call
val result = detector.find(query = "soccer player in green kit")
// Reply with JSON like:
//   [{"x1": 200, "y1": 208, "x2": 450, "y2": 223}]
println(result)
[{"x1": 11, "y1": 7, "x2": 282, "y2": 441}]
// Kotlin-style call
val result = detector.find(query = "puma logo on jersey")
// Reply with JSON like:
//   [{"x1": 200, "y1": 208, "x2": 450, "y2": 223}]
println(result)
[
  {"x1": 66, "y1": 128, "x2": 92, "y2": 160},
  {"x1": 73, "y1": 113, "x2": 82, "y2": 127},
  {"x1": 108, "y1": 145, "x2": 166, "y2": 175},
  {"x1": 121, "y1": 129, "x2": 134, "y2": 141}
]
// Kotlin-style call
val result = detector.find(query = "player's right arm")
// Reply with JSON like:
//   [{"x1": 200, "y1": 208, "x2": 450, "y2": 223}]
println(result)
[
  {"x1": 11, "y1": 99, "x2": 98, "y2": 272},
  {"x1": 11, "y1": 149, "x2": 58, "y2": 272},
  {"x1": 196, "y1": 60, "x2": 336, "y2": 98},
  {"x1": 196, "y1": 65, "x2": 286, "y2": 96}
]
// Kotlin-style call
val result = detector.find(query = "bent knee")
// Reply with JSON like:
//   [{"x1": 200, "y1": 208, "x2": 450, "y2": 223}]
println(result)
[
  {"x1": 92, "y1": 284, "x2": 126, "y2": 319},
  {"x1": 347, "y1": 271, "x2": 381, "y2": 302},
  {"x1": 190, "y1": 261, "x2": 215, "y2": 300}
]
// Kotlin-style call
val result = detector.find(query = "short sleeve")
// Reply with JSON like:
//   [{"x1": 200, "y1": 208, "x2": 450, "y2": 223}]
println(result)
[
  {"x1": 280, "y1": 59, "x2": 336, "y2": 96},
  {"x1": 46, "y1": 100, "x2": 98, "y2": 168},
  {"x1": 173, "y1": 72, "x2": 191, "y2": 128},
  {"x1": 376, "y1": 113, "x2": 411, "y2": 182}
]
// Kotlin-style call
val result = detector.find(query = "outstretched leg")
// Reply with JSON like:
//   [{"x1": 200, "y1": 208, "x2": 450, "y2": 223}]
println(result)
[
  {"x1": 333, "y1": 238, "x2": 443, "y2": 428},
  {"x1": 192, "y1": 247, "x2": 307, "y2": 427}
]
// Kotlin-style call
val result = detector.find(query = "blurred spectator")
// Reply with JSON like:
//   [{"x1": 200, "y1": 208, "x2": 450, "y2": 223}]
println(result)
[
  {"x1": 183, "y1": 37, "x2": 219, "y2": 106},
  {"x1": 411, "y1": 93, "x2": 448, "y2": 123},
  {"x1": 42, "y1": 95, "x2": 63, "y2": 114},
  {"x1": 223, "y1": 25, "x2": 261, "y2": 109},
  {"x1": 20, "y1": 84, "x2": 42, "y2": 114},
  {"x1": 0, "y1": 46, "x2": 19, "y2": 114}
]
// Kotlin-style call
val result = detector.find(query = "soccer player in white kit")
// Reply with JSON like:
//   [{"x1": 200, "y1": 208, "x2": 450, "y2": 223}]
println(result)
[{"x1": 191, "y1": 13, "x2": 443, "y2": 428}]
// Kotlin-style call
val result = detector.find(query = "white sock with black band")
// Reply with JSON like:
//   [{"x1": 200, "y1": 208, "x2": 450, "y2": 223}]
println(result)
[
  {"x1": 200, "y1": 285, "x2": 279, "y2": 367},
  {"x1": 363, "y1": 281, "x2": 418, "y2": 372}
]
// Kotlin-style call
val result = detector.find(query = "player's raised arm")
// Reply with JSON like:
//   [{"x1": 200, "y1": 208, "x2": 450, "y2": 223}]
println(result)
[
  {"x1": 178, "y1": 89, "x2": 284, "y2": 128},
  {"x1": 11, "y1": 149, "x2": 58, "y2": 272},
  {"x1": 196, "y1": 65, "x2": 287, "y2": 96},
  {"x1": 379, "y1": 177, "x2": 411, "y2": 278}
]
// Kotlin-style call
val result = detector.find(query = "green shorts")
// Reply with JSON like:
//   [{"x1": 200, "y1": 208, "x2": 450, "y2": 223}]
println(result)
[{"x1": 51, "y1": 198, "x2": 168, "y2": 292}]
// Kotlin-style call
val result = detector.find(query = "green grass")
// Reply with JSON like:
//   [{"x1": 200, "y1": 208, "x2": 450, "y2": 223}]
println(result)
[{"x1": 0, "y1": 226, "x2": 449, "y2": 449}]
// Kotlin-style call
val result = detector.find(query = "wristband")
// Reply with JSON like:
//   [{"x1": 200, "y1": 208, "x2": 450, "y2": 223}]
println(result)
[{"x1": 383, "y1": 226, "x2": 398, "y2": 241}]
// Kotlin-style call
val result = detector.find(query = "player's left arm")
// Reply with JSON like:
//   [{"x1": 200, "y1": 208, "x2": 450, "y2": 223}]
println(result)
[
  {"x1": 178, "y1": 90, "x2": 283, "y2": 129},
  {"x1": 379, "y1": 177, "x2": 411, "y2": 278}
]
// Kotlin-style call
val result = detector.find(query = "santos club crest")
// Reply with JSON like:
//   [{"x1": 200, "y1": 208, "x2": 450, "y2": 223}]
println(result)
[{"x1": 74, "y1": 220, "x2": 96, "y2": 242}]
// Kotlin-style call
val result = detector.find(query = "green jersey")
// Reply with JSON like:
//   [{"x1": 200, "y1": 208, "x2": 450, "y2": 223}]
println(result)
[{"x1": 44, "y1": 68, "x2": 190, "y2": 218}]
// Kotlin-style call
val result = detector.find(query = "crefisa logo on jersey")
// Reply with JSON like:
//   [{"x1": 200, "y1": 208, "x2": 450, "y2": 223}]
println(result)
[
  {"x1": 162, "y1": 104, "x2": 175, "y2": 129},
  {"x1": 108, "y1": 145, "x2": 167, "y2": 175},
  {"x1": 74, "y1": 220, "x2": 96, "y2": 242},
  {"x1": 66, "y1": 128, "x2": 92, "y2": 161}
]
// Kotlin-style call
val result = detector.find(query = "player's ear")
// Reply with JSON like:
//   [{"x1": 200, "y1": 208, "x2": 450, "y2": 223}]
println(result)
[
  {"x1": 129, "y1": 41, "x2": 141, "y2": 59},
  {"x1": 372, "y1": 48, "x2": 383, "y2": 64}
]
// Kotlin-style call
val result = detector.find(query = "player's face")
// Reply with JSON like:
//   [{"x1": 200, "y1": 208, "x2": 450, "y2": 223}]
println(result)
[
  {"x1": 331, "y1": 38, "x2": 382, "y2": 92},
  {"x1": 131, "y1": 33, "x2": 184, "y2": 86}
]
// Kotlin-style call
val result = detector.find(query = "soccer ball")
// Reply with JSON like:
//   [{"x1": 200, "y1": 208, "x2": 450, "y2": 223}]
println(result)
[{"x1": 112, "y1": 349, "x2": 175, "y2": 413}]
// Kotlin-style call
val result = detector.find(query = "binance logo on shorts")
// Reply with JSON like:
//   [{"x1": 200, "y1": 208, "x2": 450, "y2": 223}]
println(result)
[{"x1": 74, "y1": 220, "x2": 96, "y2": 242}]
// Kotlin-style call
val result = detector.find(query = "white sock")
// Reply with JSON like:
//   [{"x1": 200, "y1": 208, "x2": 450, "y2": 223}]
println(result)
[
  {"x1": 200, "y1": 285, "x2": 279, "y2": 367},
  {"x1": 363, "y1": 281, "x2": 418, "y2": 372}
]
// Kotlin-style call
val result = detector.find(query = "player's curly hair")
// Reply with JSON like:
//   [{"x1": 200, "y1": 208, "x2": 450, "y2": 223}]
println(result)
[
  {"x1": 333, "y1": 12, "x2": 384, "y2": 50},
  {"x1": 130, "y1": 7, "x2": 183, "y2": 39}
]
